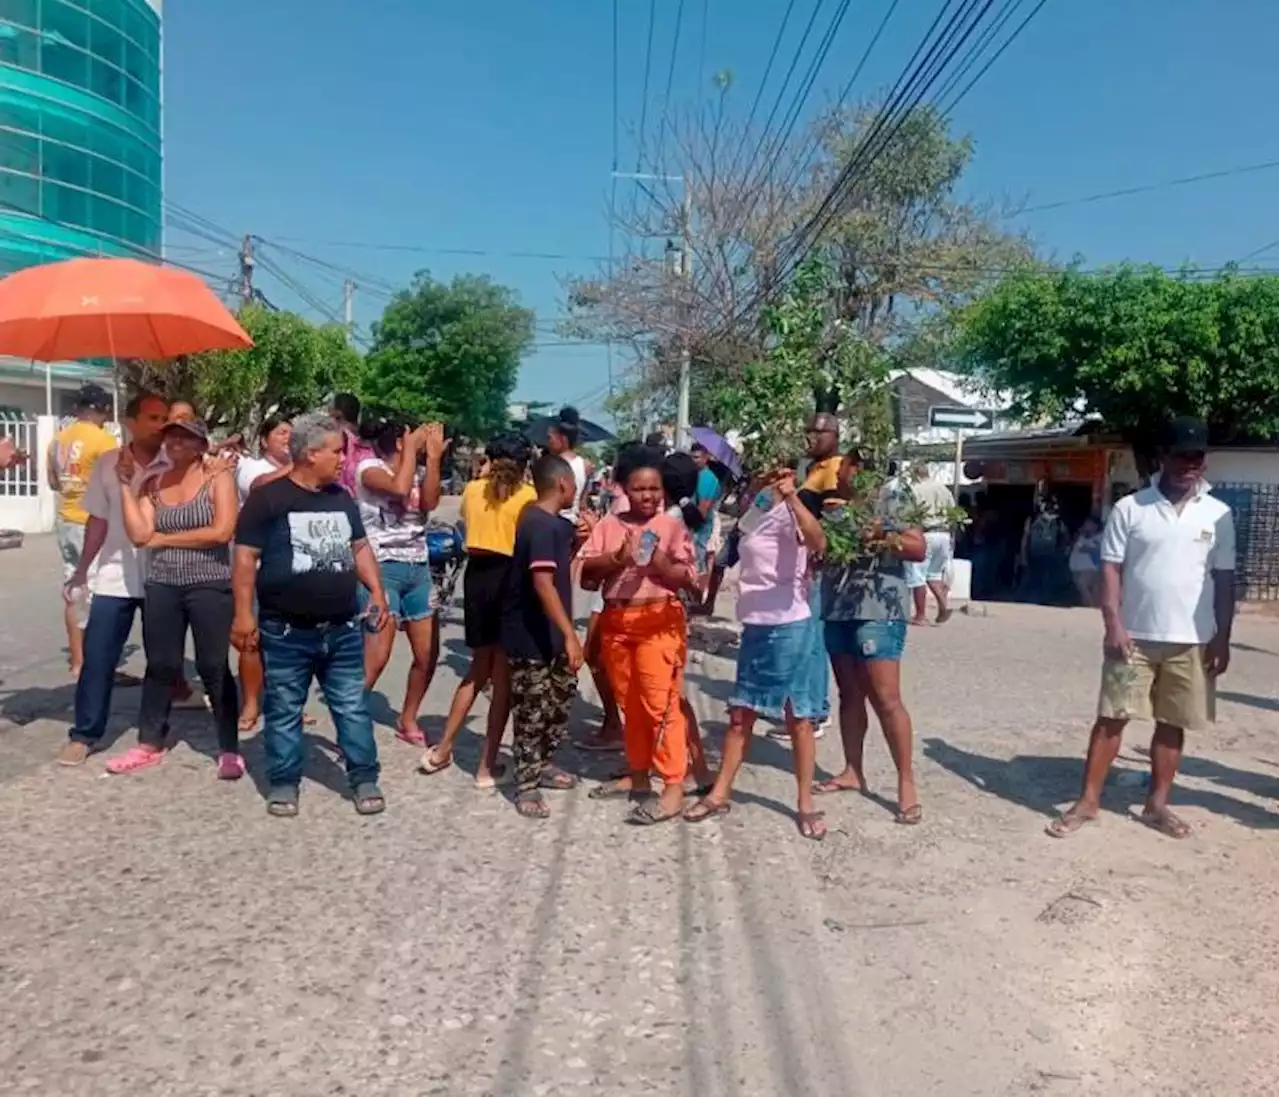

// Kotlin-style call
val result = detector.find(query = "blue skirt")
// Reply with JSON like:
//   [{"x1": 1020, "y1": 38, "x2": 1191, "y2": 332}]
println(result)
[{"x1": 730, "y1": 616, "x2": 829, "y2": 722}]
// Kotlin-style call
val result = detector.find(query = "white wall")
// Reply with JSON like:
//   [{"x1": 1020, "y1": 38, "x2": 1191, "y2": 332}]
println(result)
[
  {"x1": 0, "y1": 415, "x2": 57, "y2": 534},
  {"x1": 1206, "y1": 450, "x2": 1278, "y2": 487}
]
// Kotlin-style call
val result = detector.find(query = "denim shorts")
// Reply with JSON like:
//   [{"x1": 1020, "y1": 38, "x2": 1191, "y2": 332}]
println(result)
[
  {"x1": 357, "y1": 559, "x2": 433, "y2": 626},
  {"x1": 824, "y1": 618, "x2": 908, "y2": 662},
  {"x1": 730, "y1": 618, "x2": 828, "y2": 721}
]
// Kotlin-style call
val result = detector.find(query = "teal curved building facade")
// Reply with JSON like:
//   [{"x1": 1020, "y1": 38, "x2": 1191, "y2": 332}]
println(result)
[{"x1": 0, "y1": 0, "x2": 162, "y2": 275}]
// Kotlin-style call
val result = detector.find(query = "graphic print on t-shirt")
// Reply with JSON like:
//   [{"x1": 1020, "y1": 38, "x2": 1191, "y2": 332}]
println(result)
[{"x1": 288, "y1": 511, "x2": 355, "y2": 573}]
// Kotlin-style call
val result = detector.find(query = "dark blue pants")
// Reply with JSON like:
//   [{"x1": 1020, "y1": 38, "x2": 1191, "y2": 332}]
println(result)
[
  {"x1": 259, "y1": 616, "x2": 379, "y2": 791},
  {"x1": 69, "y1": 595, "x2": 142, "y2": 745}
]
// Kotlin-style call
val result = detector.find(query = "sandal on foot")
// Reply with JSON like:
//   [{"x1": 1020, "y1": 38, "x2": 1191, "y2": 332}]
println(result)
[
  {"x1": 627, "y1": 803, "x2": 683, "y2": 826},
  {"x1": 894, "y1": 803, "x2": 923, "y2": 826},
  {"x1": 537, "y1": 766, "x2": 578, "y2": 791},
  {"x1": 588, "y1": 780, "x2": 636, "y2": 800},
  {"x1": 474, "y1": 764, "x2": 509, "y2": 790},
  {"x1": 418, "y1": 747, "x2": 452, "y2": 776},
  {"x1": 797, "y1": 811, "x2": 827, "y2": 841},
  {"x1": 216, "y1": 752, "x2": 246, "y2": 781},
  {"x1": 395, "y1": 724, "x2": 427, "y2": 748},
  {"x1": 683, "y1": 797, "x2": 731, "y2": 823},
  {"x1": 267, "y1": 786, "x2": 299, "y2": 817},
  {"x1": 813, "y1": 777, "x2": 863, "y2": 796},
  {"x1": 515, "y1": 790, "x2": 550, "y2": 819},
  {"x1": 353, "y1": 782, "x2": 386, "y2": 815},
  {"x1": 1139, "y1": 807, "x2": 1191, "y2": 839},
  {"x1": 105, "y1": 746, "x2": 165, "y2": 775},
  {"x1": 1045, "y1": 809, "x2": 1096, "y2": 839}
]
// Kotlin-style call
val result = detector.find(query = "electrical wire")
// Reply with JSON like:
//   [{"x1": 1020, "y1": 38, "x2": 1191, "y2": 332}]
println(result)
[
  {"x1": 937, "y1": 0, "x2": 1049, "y2": 113},
  {"x1": 1018, "y1": 160, "x2": 1280, "y2": 215},
  {"x1": 720, "y1": 0, "x2": 800, "y2": 185},
  {"x1": 654, "y1": 0, "x2": 687, "y2": 172}
]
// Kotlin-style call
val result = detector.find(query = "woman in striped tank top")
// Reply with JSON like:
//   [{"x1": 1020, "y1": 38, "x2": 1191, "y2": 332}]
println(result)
[{"x1": 107, "y1": 418, "x2": 242, "y2": 779}]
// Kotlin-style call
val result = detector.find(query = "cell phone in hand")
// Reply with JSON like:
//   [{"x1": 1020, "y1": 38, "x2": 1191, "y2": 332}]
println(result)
[{"x1": 635, "y1": 528, "x2": 659, "y2": 566}]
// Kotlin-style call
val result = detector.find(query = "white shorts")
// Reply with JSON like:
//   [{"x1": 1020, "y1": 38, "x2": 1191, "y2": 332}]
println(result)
[{"x1": 905, "y1": 530, "x2": 952, "y2": 588}]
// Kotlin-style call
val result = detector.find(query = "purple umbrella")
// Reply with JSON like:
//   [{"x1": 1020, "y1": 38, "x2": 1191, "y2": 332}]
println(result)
[{"x1": 690, "y1": 426, "x2": 742, "y2": 478}]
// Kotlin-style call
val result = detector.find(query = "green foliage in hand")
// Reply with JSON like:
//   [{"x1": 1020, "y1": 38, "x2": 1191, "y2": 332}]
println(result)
[{"x1": 363, "y1": 272, "x2": 534, "y2": 439}]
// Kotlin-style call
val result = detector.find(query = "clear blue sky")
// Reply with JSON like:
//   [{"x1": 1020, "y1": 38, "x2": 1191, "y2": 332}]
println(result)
[{"x1": 163, "y1": 0, "x2": 1279, "y2": 420}]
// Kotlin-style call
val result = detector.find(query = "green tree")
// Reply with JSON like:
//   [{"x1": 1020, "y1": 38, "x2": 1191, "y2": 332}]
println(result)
[
  {"x1": 562, "y1": 99, "x2": 1029, "y2": 422},
  {"x1": 363, "y1": 272, "x2": 534, "y2": 438},
  {"x1": 698, "y1": 258, "x2": 894, "y2": 470},
  {"x1": 953, "y1": 265, "x2": 1280, "y2": 444},
  {"x1": 119, "y1": 304, "x2": 364, "y2": 435}
]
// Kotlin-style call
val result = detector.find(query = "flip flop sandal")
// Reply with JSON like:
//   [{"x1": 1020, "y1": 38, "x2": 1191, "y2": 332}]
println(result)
[
  {"x1": 627, "y1": 803, "x2": 683, "y2": 826},
  {"x1": 537, "y1": 767, "x2": 578, "y2": 791},
  {"x1": 797, "y1": 811, "x2": 827, "y2": 841},
  {"x1": 813, "y1": 779, "x2": 863, "y2": 796},
  {"x1": 1045, "y1": 811, "x2": 1095, "y2": 839},
  {"x1": 683, "y1": 798, "x2": 731, "y2": 823},
  {"x1": 588, "y1": 782, "x2": 636, "y2": 801},
  {"x1": 418, "y1": 748, "x2": 453, "y2": 776},
  {"x1": 894, "y1": 804, "x2": 923, "y2": 826},
  {"x1": 267, "y1": 786, "x2": 299, "y2": 817},
  {"x1": 575, "y1": 736, "x2": 624, "y2": 752},
  {"x1": 474, "y1": 764, "x2": 510, "y2": 790},
  {"x1": 353, "y1": 783, "x2": 386, "y2": 815},
  {"x1": 515, "y1": 790, "x2": 550, "y2": 819},
  {"x1": 395, "y1": 725, "x2": 428, "y2": 747}
]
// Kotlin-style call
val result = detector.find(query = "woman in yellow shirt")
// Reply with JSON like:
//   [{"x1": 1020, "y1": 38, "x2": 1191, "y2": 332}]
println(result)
[{"x1": 421, "y1": 434, "x2": 535, "y2": 786}]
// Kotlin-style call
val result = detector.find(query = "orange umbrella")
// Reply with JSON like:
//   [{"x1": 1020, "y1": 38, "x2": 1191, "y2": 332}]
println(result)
[{"x1": 0, "y1": 256, "x2": 253, "y2": 361}]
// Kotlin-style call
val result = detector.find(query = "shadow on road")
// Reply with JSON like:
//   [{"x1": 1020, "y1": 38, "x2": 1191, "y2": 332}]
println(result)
[
  {"x1": 923, "y1": 737, "x2": 1279, "y2": 829},
  {"x1": 1218, "y1": 689, "x2": 1279, "y2": 712}
]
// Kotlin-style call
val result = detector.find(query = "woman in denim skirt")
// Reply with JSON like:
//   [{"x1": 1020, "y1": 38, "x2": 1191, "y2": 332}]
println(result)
[
  {"x1": 684, "y1": 465, "x2": 829, "y2": 839},
  {"x1": 354, "y1": 417, "x2": 446, "y2": 746}
]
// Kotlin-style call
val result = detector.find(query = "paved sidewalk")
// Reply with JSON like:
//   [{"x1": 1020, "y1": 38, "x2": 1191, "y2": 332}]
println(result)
[{"x1": 0, "y1": 536, "x2": 1276, "y2": 1096}]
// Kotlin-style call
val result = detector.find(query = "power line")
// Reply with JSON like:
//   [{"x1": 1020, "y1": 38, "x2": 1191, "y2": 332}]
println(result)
[
  {"x1": 937, "y1": 0, "x2": 1049, "y2": 113},
  {"x1": 721, "y1": 0, "x2": 800, "y2": 184},
  {"x1": 634, "y1": 0, "x2": 659, "y2": 173},
  {"x1": 1236, "y1": 240, "x2": 1279, "y2": 262},
  {"x1": 262, "y1": 236, "x2": 607, "y2": 262},
  {"x1": 1017, "y1": 160, "x2": 1280, "y2": 215},
  {"x1": 655, "y1": 0, "x2": 687, "y2": 172}
]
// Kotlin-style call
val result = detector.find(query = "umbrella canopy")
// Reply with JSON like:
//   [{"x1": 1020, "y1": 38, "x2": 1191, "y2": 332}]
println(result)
[
  {"x1": 690, "y1": 425, "x2": 743, "y2": 478},
  {"x1": 521, "y1": 415, "x2": 616, "y2": 448},
  {"x1": 0, "y1": 257, "x2": 252, "y2": 361}
]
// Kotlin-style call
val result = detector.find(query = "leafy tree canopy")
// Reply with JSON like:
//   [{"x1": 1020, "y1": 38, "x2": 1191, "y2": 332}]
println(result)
[
  {"x1": 120, "y1": 304, "x2": 364, "y2": 436},
  {"x1": 952, "y1": 264, "x2": 1279, "y2": 443},
  {"x1": 363, "y1": 272, "x2": 534, "y2": 439}
]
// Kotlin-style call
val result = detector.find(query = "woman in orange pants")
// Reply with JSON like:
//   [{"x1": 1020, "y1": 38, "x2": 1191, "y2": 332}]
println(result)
[{"x1": 581, "y1": 443, "x2": 701, "y2": 824}]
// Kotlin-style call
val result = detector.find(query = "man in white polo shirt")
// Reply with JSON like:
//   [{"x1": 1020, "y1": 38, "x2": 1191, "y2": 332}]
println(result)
[{"x1": 1047, "y1": 417, "x2": 1236, "y2": 840}]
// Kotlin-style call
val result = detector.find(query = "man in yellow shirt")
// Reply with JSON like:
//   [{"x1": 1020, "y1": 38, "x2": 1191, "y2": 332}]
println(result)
[
  {"x1": 800, "y1": 412, "x2": 842, "y2": 503},
  {"x1": 49, "y1": 383, "x2": 117, "y2": 676}
]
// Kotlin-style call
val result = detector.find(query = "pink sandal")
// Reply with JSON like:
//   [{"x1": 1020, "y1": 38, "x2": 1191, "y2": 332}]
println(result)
[
  {"x1": 217, "y1": 753, "x2": 246, "y2": 780},
  {"x1": 106, "y1": 746, "x2": 165, "y2": 775},
  {"x1": 395, "y1": 724, "x2": 427, "y2": 748}
]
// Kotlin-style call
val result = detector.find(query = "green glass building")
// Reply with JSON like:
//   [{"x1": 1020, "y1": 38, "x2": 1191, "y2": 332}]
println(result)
[{"x1": 0, "y1": 0, "x2": 162, "y2": 273}]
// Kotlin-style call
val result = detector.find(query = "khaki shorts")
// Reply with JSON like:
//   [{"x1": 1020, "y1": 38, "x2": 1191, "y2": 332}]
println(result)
[
  {"x1": 1098, "y1": 641, "x2": 1214, "y2": 731},
  {"x1": 55, "y1": 518, "x2": 85, "y2": 581}
]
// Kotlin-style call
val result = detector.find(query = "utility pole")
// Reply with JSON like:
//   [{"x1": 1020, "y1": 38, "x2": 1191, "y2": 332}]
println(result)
[
  {"x1": 613, "y1": 170, "x2": 690, "y2": 447},
  {"x1": 674, "y1": 176, "x2": 693, "y2": 451},
  {"x1": 238, "y1": 234, "x2": 254, "y2": 305},
  {"x1": 342, "y1": 279, "x2": 356, "y2": 346}
]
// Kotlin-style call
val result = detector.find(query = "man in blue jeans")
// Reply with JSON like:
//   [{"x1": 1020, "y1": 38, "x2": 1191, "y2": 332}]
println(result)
[
  {"x1": 231, "y1": 413, "x2": 390, "y2": 817},
  {"x1": 58, "y1": 393, "x2": 171, "y2": 766}
]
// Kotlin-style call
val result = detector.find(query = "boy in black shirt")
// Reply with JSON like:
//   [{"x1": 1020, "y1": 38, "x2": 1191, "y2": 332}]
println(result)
[{"x1": 501, "y1": 454, "x2": 584, "y2": 818}]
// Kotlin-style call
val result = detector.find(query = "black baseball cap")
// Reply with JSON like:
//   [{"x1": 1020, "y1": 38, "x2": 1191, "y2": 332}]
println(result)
[
  {"x1": 1161, "y1": 416, "x2": 1209, "y2": 455},
  {"x1": 163, "y1": 418, "x2": 211, "y2": 446},
  {"x1": 75, "y1": 383, "x2": 111, "y2": 411}
]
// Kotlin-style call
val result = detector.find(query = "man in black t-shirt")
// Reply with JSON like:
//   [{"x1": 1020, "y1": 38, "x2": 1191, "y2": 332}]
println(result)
[
  {"x1": 232, "y1": 413, "x2": 391, "y2": 818},
  {"x1": 500, "y1": 454, "x2": 584, "y2": 819}
]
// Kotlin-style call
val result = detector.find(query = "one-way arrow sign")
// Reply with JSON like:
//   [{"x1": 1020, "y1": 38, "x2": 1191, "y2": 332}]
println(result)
[{"x1": 929, "y1": 405, "x2": 994, "y2": 430}]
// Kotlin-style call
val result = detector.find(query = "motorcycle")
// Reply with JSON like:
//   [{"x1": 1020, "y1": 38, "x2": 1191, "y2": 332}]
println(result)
[{"x1": 426, "y1": 519, "x2": 465, "y2": 618}]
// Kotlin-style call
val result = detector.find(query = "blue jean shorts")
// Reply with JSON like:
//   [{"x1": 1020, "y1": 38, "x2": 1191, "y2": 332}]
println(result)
[
  {"x1": 357, "y1": 559, "x2": 433, "y2": 626},
  {"x1": 824, "y1": 618, "x2": 908, "y2": 662},
  {"x1": 730, "y1": 618, "x2": 828, "y2": 721}
]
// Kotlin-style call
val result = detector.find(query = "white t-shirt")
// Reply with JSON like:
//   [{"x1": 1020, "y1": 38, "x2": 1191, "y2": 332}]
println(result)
[
  {"x1": 1100, "y1": 479, "x2": 1235, "y2": 644},
  {"x1": 909, "y1": 478, "x2": 956, "y2": 531},
  {"x1": 82, "y1": 446, "x2": 171, "y2": 599},
  {"x1": 235, "y1": 456, "x2": 279, "y2": 503},
  {"x1": 562, "y1": 453, "x2": 589, "y2": 524},
  {"x1": 354, "y1": 457, "x2": 429, "y2": 563}
]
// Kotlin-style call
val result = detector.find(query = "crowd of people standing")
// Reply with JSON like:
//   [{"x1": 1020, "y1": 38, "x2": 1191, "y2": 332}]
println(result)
[{"x1": 45, "y1": 385, "x2": 1237, "y2": 842}]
